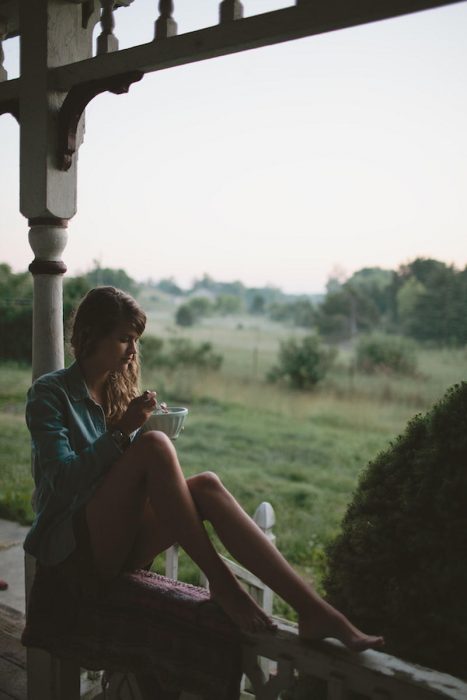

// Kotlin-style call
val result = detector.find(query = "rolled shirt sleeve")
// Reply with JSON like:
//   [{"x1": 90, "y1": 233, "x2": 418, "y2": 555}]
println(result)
[
  {"x1": 24, "y1": 365, "x2": 124, "y2": 565},
  {"x1": 26, "y1": 379, "x2": 122, "y2": 496}
]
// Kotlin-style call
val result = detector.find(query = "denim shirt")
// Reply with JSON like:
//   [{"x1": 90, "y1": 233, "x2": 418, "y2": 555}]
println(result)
[{"x1": 24, "y1": 361, "x2": 124, "y2": 566}]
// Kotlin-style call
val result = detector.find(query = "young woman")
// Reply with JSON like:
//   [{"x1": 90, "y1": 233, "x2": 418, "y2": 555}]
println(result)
[{"x1": 25, "y1": 286, "x2": 383, "y2": 649}]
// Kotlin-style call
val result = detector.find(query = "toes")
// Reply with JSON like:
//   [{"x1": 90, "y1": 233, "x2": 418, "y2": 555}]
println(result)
[{"x1": 351, "y1": 635, "x2": 385, "y2": 652}]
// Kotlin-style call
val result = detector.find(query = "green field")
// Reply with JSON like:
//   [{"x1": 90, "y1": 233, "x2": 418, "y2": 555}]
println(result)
[{"x1": 1, "y1": 314, "x2": 466, "y2": 617}]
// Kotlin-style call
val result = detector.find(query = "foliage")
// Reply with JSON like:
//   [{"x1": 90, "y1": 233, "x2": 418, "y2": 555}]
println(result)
[
  {"x1": 155, "y1": 277, "x2": 183, "y2": 296},
  {"x1": 63, "y1": 275, "x2": 93, "y2": 327},
  {"x1": 315, "y1": 284, "x2": 380, "y2": 341},
  {"x1": 0, "y1": 304, "x2": 33, "y2": 363},
  {"x1": 268, "y1": 299, "x2": 316, "y2": 328},
  {"x1": 392, "y1": 259, "x2": 467, "y2": 345},
  {"x1": 268, "y1": 335, "x2": 336, "y2": 390},
  {"x1": 214, "y1": 294, "x2": 243, "y2": 315},
  {"x1": 355, "y1": 334, "x2": 418, "y2": 375},
  {"x1": 0, "y1": 264, "x2": 33, "y2": 362},
  {"x1": 324, "y1": 382, "x2": 467, "y2": 677},
  {"x1": 175, "y1": 296, "x2": 214, "y2": 326},
  {"x1": 139, "y1": 334, "x2": 165, "y2": 366},
  {"x1": 249, "y1": 293, "x2": 266, "y2": 315},
  {"x1": 175, "y1": 303, "x2": 196, "y2": 326},
  {"x1": 85, "y1": 262, "x2": 139, "y2": 297},
  {"x1": 316, "y1": 259, "x2": 467, "y2": 347},
  {"x1": 347, "y1": 267, "x2": 393, "y2": 316},
  {"x1": 191, "y1": 273, "x2": 245, "y2": 298},
  {"x1": 141, "y1": 335, "x2": 222, "y2": 371},
  {"x1": 0, "y1": 262, "x2": 140, "y2": 362},
  {"x1": 0, "y1": 263, "x2": 32, "y2": 299}
]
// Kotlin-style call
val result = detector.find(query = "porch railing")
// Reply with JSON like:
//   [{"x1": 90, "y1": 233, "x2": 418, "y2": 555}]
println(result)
[{"x1": 101, "y1": 501, "x2": 467, "y2": 700}]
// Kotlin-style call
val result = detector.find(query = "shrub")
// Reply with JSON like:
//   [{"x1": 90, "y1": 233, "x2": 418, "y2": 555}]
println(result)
[
  {"x1": 139, "y1": 335, "x2": 165, "y2": 369},
  {"x1": 268, "y1": 335, "x2": 336, "y2": 390},
  {"x1": 175, "y1": 297, "x2": 214, "y2": 326},
  {"x1": 355, "y1": 333, "x2": 417, "y2": 375},
  {"x1": 324, "y1": 382, "x2": 467, "y2": 677},
  {"x1": 0, "y1": 304, "x2": 32, "y2": 363},
  {"x1": 141, "y1": 335, "x2": 222, "y2": 371},
  {"x1": 164, "y1": 338, "x2": 222, "y2": 371},
  {"x1": 175, "y1": 304, "x2": 195, "y2": 327}
]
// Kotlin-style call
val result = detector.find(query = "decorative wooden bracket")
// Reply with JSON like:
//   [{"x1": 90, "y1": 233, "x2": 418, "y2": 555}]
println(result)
[
  {"x1": 0, "y1": 98, "x2": 19, "y2": 122},
  {"x1": 82, "y1": 0, "x2": 96, "y2": 29},
  {"x1": 57, "y1": 70, "x2": 144, "y2": 171}
]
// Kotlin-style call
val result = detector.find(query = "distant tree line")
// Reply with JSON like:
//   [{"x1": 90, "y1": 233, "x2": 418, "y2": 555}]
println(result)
[
  {"x1": 315, "y1": 259, "x2": 467, "y2": 346},
  {"x1": 170, "y1": 259, "x2": 467, "y2": 347},
  {"x1": 1, "y1": 256, "x2": 466, "y2": 364}
]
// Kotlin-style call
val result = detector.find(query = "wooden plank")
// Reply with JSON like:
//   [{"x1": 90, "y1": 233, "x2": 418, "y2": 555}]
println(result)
[
  {"x1": 0, "y1": 656, "x2": 26, "y2": 699},
  {"x1": 328, "y1": 673, "x2": 346, "y2": 700},
  {"x1": 0, "y1": 604, "x2": 26, "y2": 700},
  {"x1": 50, "y1": 0, "x2": 464, "y2": 91}
]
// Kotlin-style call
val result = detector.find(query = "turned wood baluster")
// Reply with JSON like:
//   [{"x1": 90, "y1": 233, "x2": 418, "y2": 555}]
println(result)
[
  {"x1": 154, "y1": 0, "x2": 177, "y2": 41},
  {"x1": 0, "y1": 19, "x2": 7, "y2": 82},
  {"x1": 96, "y1": 0, "x2": 119, "y2": 55},
  {"x1": 219, "y1": 0, "x2": 244, "y2": 23},
  {"x1": 255, "y1": 656, "x2": 294, "y2": 700}
]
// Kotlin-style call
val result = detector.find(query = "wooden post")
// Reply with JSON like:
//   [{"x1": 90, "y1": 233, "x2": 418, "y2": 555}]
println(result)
[
  {"x1": 219, "y1": 0, "x2": 244, "y2": 24},
  {"x1": 165, "y1": 543, "x2": 180, "y2": 580},
  {"x1": 155, "y1": 0, "x2": 177, "y2": 41},
  {"x1": 19, "y1": 3, "x2": 98, "y2": 698},
  {"x1": 252, "y1": 502, "x2": 276, "y2": 615},
  {"x1": 96, "y1": 0, "x2": 119, "y2": 55}
]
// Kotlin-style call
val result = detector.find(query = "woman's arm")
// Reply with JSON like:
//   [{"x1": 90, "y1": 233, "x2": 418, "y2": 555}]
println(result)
[{"x1": 26, "y1": 378, "x2": 123, "y2": 494}]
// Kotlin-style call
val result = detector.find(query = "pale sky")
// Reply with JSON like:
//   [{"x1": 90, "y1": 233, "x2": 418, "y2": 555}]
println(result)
[{"x1": 0, "y1": 1, "x2": 466, "y2": 293}]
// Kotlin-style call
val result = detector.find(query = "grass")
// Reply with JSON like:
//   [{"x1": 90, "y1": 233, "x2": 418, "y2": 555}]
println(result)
[
  {"x1": 0, "y1": 364, "x2": 33, "y2": 524},
  {"x1": 1, "y1": 321, "x2": 466, "y2": 616}
]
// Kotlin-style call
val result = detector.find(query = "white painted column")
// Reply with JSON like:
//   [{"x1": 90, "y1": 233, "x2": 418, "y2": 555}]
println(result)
[
  {"x1": 28, "y1": 219, "x2": 68, "y2": 380},
  {"x1": 19, "y1": 5, "x2": 98, "y2": 699}
]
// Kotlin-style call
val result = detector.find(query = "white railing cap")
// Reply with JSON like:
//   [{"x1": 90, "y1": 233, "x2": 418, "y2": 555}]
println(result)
[{"x1": 254, "y1": 502, "x2": 276, "y2": 530}]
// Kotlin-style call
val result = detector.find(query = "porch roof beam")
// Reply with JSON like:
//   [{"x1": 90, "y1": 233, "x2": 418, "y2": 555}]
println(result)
[
  {"x1": 0, "y1": 76, "x2": 18, "y2": 103},
  {"x1": 49, "y1": 0, "x2": 465, "y2": 91}
]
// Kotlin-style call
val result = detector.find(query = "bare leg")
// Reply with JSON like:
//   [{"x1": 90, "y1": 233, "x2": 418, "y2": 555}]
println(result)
[
  {"x1": 86, "y1": 431, "x2": 273, "y2": 632},
  {"x1": 186, "y1": 472, "x2": 384, "y2": 651}
]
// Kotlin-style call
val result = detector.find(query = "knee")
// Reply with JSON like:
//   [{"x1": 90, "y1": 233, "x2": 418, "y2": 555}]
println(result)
[
  {"x1": 137, "y1": 430, "x2": 175, "y2": 462},
  {"x1": 189, "y1": 471, "x2": 224, "y2": 498}
]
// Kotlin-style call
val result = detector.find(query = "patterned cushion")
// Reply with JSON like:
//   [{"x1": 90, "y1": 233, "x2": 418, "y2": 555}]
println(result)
[{"x1": 22, "y1": 566, "x2": 242, "y2": 700}]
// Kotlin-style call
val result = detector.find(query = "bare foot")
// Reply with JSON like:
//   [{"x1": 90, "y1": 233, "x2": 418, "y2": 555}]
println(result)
[
  {"x1": 210, "y1": 581, "x2": 277, "y2": 634},
  {"x1": 298, "y1": 601, "x2": 384, "y2": 652}
]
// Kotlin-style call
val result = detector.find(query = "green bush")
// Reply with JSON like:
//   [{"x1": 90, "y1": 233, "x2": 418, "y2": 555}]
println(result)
[
  {"x1": 141, "y1": 335, "x2": 222, "y2": 371},
  {"x1": 175, "y1": 297, "x2": 214, "y2": 326},
  {"x1": 355, "y1": 334, "x2": 417, "y2": 375},
  {"x1": 268, "y1": 335, "x2": 336, "y2": 390},
  {"x1": 0, "y1": 304, "x2": 33, "y2": 363},
  {"x1": 324, "y1": 382, "x2": 467, "y2": 677},
  {"x1": 175, "y1": 303, "x2": 196, "y2": 326}
]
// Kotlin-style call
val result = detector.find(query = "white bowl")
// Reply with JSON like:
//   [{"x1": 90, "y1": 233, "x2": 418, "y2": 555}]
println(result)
[{"x1": 141, "y1": 407, "x2": 188, "y2": 440}]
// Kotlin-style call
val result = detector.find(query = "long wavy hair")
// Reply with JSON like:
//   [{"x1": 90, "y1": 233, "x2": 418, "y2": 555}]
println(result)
[{"x1": 70, "y1": 286, "x2": 146, "y2": 428}]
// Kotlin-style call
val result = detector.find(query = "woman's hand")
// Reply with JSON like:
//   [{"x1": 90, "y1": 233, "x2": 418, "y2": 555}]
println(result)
[{"x1": 116, "y1": 390, "x2": 157, "y2": 435}]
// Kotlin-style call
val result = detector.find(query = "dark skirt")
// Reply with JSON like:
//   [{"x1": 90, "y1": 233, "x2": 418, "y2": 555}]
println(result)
[{"x1": 32, "y1": 506, "x2": 108, "y2": 629}]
